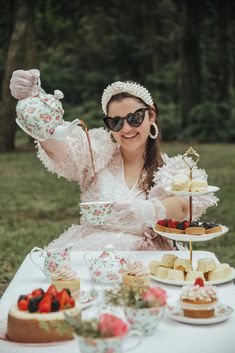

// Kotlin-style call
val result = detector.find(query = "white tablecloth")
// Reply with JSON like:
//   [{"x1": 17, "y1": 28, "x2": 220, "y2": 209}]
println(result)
[{"x1": 0, "y1": 250, "x2": 234, "y2": 353}]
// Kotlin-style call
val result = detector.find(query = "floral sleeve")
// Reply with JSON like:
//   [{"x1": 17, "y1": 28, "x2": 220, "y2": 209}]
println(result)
[
  {"x1": 149, "y1": 154, "x2": 219, "y2": 220},
  {"x1": 35, "y1": 127, "x2": 116, "y2": 191}
]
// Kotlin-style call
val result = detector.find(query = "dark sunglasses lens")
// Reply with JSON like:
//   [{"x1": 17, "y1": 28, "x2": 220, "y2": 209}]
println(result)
[
  {"x1": 127, "y1": 109, "x2": 145, "y2": 127},
  {"x1": 104, "y1": 117, "x2": 123, "y2": 132}
]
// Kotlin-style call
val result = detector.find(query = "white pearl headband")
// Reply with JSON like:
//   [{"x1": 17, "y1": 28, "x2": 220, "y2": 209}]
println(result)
[{"x1": 101, "y1": 81, "x2": 154, "y2": 114}]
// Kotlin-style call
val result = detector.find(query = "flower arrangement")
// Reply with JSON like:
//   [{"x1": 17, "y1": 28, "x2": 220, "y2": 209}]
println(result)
[
  {"x1": 104, "y1": 285, "x2": 167, "y2": 309},
  {"x1": 65, "y1": 312, "x2": 128, "y2": 339}
]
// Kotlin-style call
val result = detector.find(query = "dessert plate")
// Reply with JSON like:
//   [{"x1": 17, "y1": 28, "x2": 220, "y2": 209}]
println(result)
[
  {"x1": 167, "y1": 303, "x2": 233, "y2": 325},
  {"x1": 151, "y1": 269, "x2": 235, "y2": 286},
  {"x1": 165, "y1": 185, "x2": 220, "y2": 196},
  {"x1": 79, "y1": 288, "x2": 99, "y2": 309},
  {"x1": 153, "y1": 225, "x2": 229, "y2": 242}
]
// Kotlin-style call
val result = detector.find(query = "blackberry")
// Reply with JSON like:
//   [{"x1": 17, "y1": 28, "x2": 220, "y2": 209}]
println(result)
[
  {"x1": 190, "y1": 221, "x2": 199, "y2": 227},
  {"x1": 35, "y1": 295, "x2": 43, "y2": 304},
  {"x1": 176, "y1": 222, "x2": 185, "y2": 230},
  {"x1": 51, "y1": 299, "x2": 60, "y2": 312},
  {"x1": 18, "y1": 295, "x2": 27, "y2": 303},
  {"x1": 28, "y1": 298, "x2": 39, "y2": 313}
]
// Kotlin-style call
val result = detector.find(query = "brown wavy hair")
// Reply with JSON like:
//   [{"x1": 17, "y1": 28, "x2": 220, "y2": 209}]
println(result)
[{"x1": 106, "y1": 91, "x2": 164, "y2": 194}]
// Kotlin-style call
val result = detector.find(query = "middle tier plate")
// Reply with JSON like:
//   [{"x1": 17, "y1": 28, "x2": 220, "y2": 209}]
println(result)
[{"x1": 152, "y1": 225, "x2": 229, "y2": 242}]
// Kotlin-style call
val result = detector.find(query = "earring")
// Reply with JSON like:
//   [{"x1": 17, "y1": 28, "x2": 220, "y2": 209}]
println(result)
[{"x1": 149, "y1": 122, "x2": 158, "y2": 139}]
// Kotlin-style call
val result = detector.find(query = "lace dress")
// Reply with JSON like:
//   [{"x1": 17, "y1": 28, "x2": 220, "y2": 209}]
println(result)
[{"x1": 36, "y1": 127, "x2": 218, "y2": 251}]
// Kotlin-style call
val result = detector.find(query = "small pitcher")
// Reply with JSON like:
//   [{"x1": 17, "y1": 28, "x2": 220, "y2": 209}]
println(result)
[{"x1": 29, "y1": 243, "x2": 74, "y2": 279}]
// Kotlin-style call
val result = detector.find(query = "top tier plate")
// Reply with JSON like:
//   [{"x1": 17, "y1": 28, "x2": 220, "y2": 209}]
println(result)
[{"x1": 165, "y1": 185, "x2": 220, "y2": 196}]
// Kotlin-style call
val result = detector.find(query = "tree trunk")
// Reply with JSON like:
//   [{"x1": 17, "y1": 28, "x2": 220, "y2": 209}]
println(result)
[
  {"x1": 180, "y1": 1, "x2": 203, "y2": 128},
  {"x1": 0, "y1": 0, "x2": 38, "y2": 152}
]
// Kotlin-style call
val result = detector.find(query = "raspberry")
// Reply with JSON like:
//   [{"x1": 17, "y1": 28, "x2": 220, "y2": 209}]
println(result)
[
  {"x1": 183, "y1": 221, "x2": 190, "y2": 229},
  {"x1": 194, "y1": 277, "x2": 204, "y2": 287},
  {"x1": 157, "y1": 220, "x2": 165, "y2": 226},
  {"x1": 18, "y1": 299, "x2": 28, "y2": 311}
]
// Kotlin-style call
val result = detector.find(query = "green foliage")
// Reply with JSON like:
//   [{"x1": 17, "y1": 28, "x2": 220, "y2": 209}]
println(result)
[
  {"x1": 64, "y1": 313, "x2": 100, "y2": 338},
  {"x1": 181, "y1": 102, "x2": 233, "y2": 142}
]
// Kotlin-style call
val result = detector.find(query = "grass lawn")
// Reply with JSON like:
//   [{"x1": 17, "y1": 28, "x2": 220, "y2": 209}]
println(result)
[{"x1": 0, "y1": 133, "x2": 234, "y2": 292}]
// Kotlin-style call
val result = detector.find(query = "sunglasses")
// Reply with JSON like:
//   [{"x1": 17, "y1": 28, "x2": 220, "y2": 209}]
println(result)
[{"x1": 103, "y1": 107, "x2": 149, "y2": 132}]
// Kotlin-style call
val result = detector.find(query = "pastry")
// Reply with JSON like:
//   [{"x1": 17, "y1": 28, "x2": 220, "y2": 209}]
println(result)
[
  {"x1": 190, "y1": 180, "x2": 208, "y2": 192},
  {"x1": 166, "y1": 269, "x2": 184, "y2": 281},
  {"x1": 148, "y1": 260, "x2": 161, "y2": 275},
  {"x1": 185, "y1": 221, "x2": 206, "y2": 235},
  {"x1": 197, "y1": 258, "x2": 217, "y2": 273},
  {"x1": 122, "y1": 260, "x2": 150, "y2": 291},
  {"x1": 208, "y1": 268, "x2": 227, "y2": 281},
  {"x1": 202, "y1": 222, "x2": 222, "y2": 234},
  {"x1": 51, "y1": 264, "x2": 80, "y2": 299},
  {"x1": 155, "y1": 266, "x2": 169, "y2": 279},
  {"x1": 218, "y1": 263, "x2": 233, "y2": 277},
  {"x1": 172, "y1": 173, "x2": 190, "y2": 191},
  {"x1": 185, "y1": 271, "x2": 204, "y2": 282},
  {"x1": 180, "y1": 278, "x2": 218, "y2": 318},
  {"x1": 7, "y1": 285, "x2": 80, "y2": 343},
  {"x1": 160, "y1": 254, "x2": 178, "y2": 268},
  {"x1": 174, "y1": 258, "x2": 192, "y2": 272}
]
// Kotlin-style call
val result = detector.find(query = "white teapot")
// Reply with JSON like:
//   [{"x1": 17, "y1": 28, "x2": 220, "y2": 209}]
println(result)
[
  {"x1": 83, "y1": 245, "x2": 127, "y2": 284},
  {"x1": 16, "y1": 77, "x2": 80, "y2": 141}
]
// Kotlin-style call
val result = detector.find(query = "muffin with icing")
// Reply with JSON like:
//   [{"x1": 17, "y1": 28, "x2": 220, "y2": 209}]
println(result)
[
  {"x1": 51, "y1": 264, "x2": 80, "y2": 299},
  {"x1": 172, "y1": 173, "x2": 190, "y2": 191},
  {"x1": 122, "y1": 260, "x2": 150, "y2": 291},
  {"x1": 180, "y1": 278, "x2": 218, "y2": 318}
]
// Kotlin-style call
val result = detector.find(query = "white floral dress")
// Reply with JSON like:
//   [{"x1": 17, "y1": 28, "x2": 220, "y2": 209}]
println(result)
[{"x1": 36, "y1": 127, "x2": 218, "y2": 251}]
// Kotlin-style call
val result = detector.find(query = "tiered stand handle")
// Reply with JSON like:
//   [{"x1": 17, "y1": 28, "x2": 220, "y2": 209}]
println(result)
[{"x1": 182, "y1": 147, "x2": 200, "y2": 263}]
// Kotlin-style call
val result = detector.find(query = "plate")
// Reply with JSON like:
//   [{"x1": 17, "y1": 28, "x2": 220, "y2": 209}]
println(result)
[
  {"x1": 151, "y1": 269, "x2": 235, "y2": 286},
  {"x1": 79, "y1": 289, "x2": 99, "y2": 309},
  {"x1": 152, "y1": 225, "x2": 229, "y2": 242},
  {"x1": 167, "y1": 303, "x2": 233, "y2": 325},
  {"x1": 165, "y1": 185, "x2": 220, "y2": 196}
]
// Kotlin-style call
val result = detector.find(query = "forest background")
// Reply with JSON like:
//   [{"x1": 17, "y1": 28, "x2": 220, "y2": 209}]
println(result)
[{"x1": 0, "y1": 0, "x2": 234, "y2": 292}]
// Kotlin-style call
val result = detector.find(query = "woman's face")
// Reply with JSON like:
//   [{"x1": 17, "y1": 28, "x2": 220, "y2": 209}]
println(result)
[{"x1": 107, "y1": 97, "x2": 155, "y2": 153}]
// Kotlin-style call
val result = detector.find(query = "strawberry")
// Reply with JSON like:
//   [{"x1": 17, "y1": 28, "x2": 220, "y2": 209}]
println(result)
[
  {"x1": 194, "y1": 277, "x2": 204, "y2": 287},
  {"x1": 38, "y1": 295, "x2": 52, "y2": 313},
  {"x1": 26, "y1": 294, "x2": 34, "y2": 301},
  {"x1": 168, "y1": 219, "x2": 174, "y2": 228},
  {"x1": 46, "y1": 285, "x2": 58, "y2": 297},
  {"x1": 18, "y1": 299, "x2": 28, "y2": 311},
  {"x1": 58, "y1": 289, "x2": 71, "y2": 309},
  {"x1": 31, "y1": 288, "x2": 44, "y2": 297},
  {"x1": 68, "y1": 297, "x2": 75, "y2": 308}
]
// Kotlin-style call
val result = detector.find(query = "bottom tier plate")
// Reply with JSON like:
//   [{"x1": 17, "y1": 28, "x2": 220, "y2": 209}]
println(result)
[{"x1": 167, "y1": 303, "x2": 233, "y2": 325}]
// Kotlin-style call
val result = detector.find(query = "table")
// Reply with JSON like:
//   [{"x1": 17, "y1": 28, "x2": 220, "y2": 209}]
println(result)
[{"x1": 0, "y1": 250, "x2": 234, "y2": 353}]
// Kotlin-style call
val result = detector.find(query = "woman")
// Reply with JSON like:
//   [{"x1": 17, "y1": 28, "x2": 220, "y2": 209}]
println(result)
[{"x1": 10, "y1": 70, "x2": 218, "y2": 251}]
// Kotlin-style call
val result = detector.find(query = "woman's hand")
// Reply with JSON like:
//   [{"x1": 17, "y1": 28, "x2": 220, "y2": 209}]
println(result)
[
  {"x1": 161, "y1": 196, "x2": 189, "y2": 221},
  {"x1": 9, "y1": 69, "x2": 40, "y2": 99}
]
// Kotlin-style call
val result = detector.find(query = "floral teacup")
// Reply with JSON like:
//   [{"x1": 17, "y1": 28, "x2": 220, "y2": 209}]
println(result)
[
  {"x1": 76, "y1": 330, "x2": 142, "y2": 353},
  {"x1": 124, "y1": 306, "x2": 165, "y2": 336},
  {"x1": 29, "y1": 243, "x2": 74, "y2": 279},
  {"x1": 79, "y1": 201, "x2": 114, "y2": 226}
]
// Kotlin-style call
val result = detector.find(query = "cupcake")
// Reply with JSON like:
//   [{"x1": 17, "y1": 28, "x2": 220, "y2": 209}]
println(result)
[
  {"x1": 51, "y1": 264, "x2": 80, "y2": 299},
  {"x1": 172, "y1": 173, "x2": 190, "y2": 191},
  {"x1": 180, "y1": 278, "x2": 218, "y2": 318},
  {"x1": 122, "y1": 260, "x2": 150, "y2": 291}
]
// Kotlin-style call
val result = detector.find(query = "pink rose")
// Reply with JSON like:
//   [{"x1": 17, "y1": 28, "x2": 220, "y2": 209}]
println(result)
[
  {"x1": 98, "y1": 314, "x2": 128, "y2": 338},
  {"x1": 48, "y1": 128, "x2": 55, "y2": 135},
  {"x1": 48, "y1": 261, "x2": 57, "y2": 272},
  {"x1": 142, "y1": 287, "x2": 167, "y2": 307}
]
